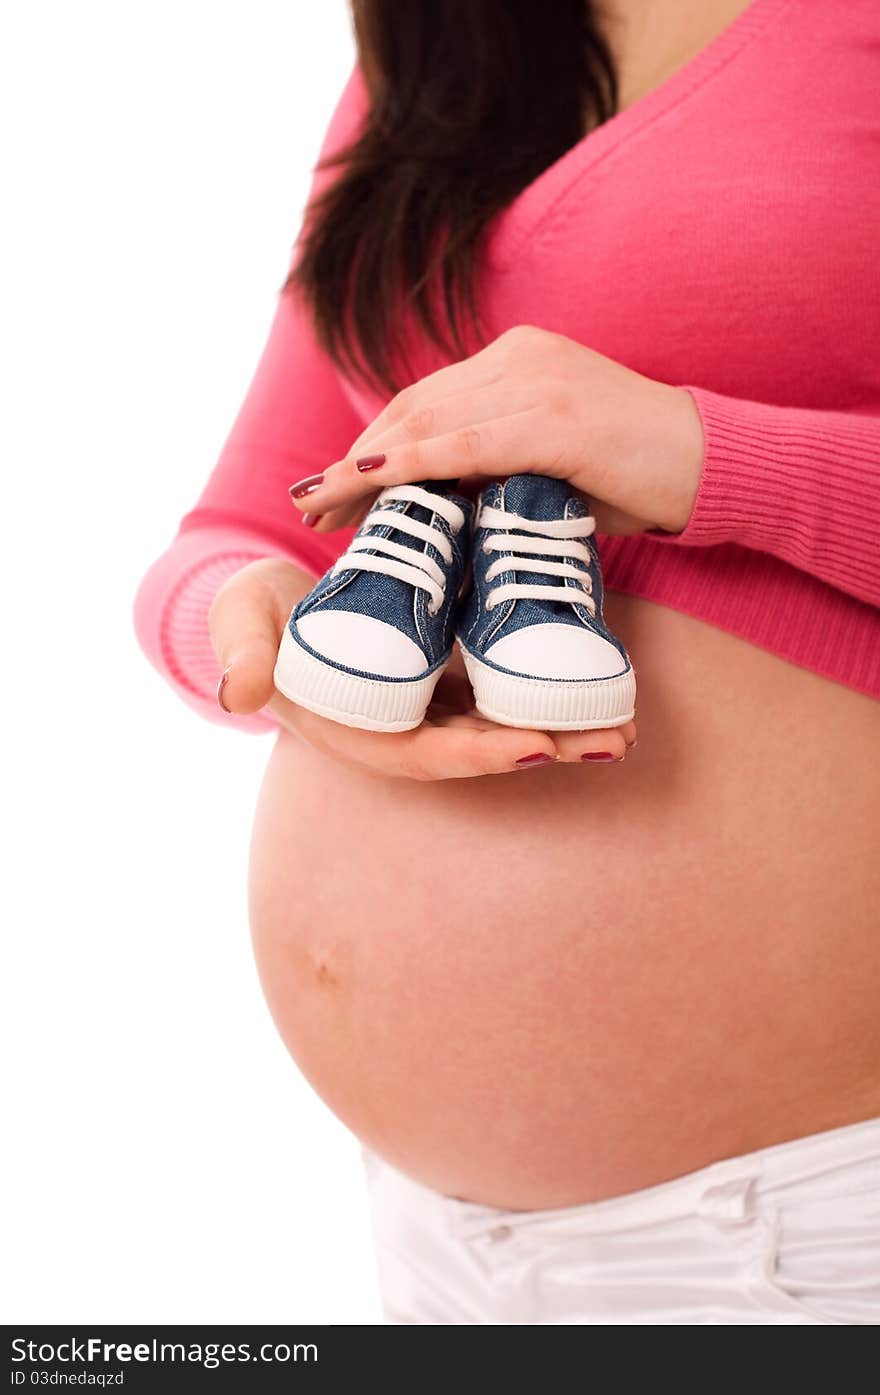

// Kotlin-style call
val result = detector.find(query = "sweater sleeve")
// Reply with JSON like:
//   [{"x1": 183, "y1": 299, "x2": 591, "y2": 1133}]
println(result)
[
  {"x1": 134, "y1": 66, "x2": 369, "y2": 730},
  {"x1": 659, "y1": 386, "x2": 880, "y2": 609}
]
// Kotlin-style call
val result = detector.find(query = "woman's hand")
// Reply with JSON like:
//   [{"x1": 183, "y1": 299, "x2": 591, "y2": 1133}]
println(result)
[
  {"x1": 289, "y1": 326, "x2": 705, "y2": 536},
  {"x1": 208, "y1": 558, "x2": 636, "y2": 780}
]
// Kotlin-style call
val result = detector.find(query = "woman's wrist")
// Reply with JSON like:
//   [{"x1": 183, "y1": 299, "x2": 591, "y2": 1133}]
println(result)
[{"x1": 642, "y1": 385, "x2": 705, "y2": 534}]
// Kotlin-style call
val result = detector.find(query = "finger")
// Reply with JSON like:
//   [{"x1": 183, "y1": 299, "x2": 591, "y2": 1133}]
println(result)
[
  {"x1": 408, "y1": 719, "x2": 558, "y2": 780},
  {"x1": 310, "y1": 494, "x2": 377, "y2": 535},
  {"x1": 209, "y1": 571, "x2": 284, "y2": 714},
  {"x1": 342, "y1": 346, "x2": 505, "y2": 459},
  {"x1": 284, "y1": 704, "x2": 558, "y2": 781},
  {"x1": 346, "y1": 380, "x2": 529, "y2": 462},
  {"x1": 310, "y1": 387, "x2": 521, "y2": 531},
  {"x1": 290, "y1": 408, "x2": 547, "y2": 515},
  {"x1": 554, "y1": 719, "x2": 636, "y2": 764},
  {"x1": 619, "y1": 718, "x2": 638, "y2": 748}
]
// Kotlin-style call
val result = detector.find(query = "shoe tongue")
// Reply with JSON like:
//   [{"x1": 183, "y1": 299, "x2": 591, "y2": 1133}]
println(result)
[
  {"x1": 501, "y1": 473, "x2": 583, "y2": 524},
  {"x1": 406, "y1": 479, "x2": 455, "y2": 499}
]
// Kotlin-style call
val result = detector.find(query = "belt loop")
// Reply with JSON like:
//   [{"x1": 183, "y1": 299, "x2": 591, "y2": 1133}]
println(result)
[{"x1": 698, "y1": 1173, "x2": 761, "y2": 1227}]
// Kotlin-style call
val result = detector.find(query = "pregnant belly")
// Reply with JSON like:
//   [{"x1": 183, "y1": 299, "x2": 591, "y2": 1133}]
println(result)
[{"x1": 249, "y1": 596, "x2": 880, "y2": 1209}]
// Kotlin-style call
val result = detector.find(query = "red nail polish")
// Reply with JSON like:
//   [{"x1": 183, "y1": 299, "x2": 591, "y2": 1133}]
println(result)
[
  {"x1": 356, "y1": 454, "x2": 386, "y2": 472},
  {"x1": 217, "y1": 669, "x2": 231, "y2": 713},
  {"x1": 290, "y1": 474, "x2": 324, "y2": 499},
  {"x1": 581, "y1": 751, "x2": 616, "y2": 762},
  {"x1": 302, "y1": 513, "x2": 321, "y2": 528},
  {"x1": 515, "y1": 753, "x2": 554, "y2": 768}
]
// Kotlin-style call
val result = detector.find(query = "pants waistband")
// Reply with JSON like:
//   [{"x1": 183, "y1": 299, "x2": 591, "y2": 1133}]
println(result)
[{"x1": 366, "y1": 1115, "x2": 880, "y2": 1240}]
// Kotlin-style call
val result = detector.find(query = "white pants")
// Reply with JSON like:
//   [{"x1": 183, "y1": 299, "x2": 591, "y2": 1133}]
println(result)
[{"x1": 364, "y1": 1117, "x2": 880, "y2": 1324}]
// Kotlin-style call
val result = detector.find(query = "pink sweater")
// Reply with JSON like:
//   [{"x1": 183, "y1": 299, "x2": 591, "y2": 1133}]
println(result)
[{"x1": 135, "y1": 0, "x2": 880, "y2": 731}]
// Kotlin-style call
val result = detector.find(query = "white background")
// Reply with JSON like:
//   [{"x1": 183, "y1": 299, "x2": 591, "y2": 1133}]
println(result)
[{"x1": 1, "y1": 2, "x2": 383, "y2": 1322}]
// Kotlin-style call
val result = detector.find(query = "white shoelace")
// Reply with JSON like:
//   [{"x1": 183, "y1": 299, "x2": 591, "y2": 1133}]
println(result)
[
  {"x1": 479, "y1": 503, "x2": 597, "y2": 615},
  {"x1": 332, "y1": 485, "x2": 466, "y2": 615}
]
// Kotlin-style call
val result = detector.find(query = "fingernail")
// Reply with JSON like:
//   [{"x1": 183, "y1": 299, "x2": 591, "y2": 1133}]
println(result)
[
  {"x1": 515, "y1": 753, "x2": 555, "y2": 768},
  {"x1": 626, "y1": 738, "x2": 638, "y2": 749},
  {"x1": 289, "y1": 474, "x2": 324, "y2": 500},
  {"x1": 581, "y1": 751, "x2": 618, "y2": 762},
  {"x1": 356, "y1": 454, "x2": 386, "y2": 473},
  {"x1": 217, "y1": 669, "x2": 231, "y2": 713},
  {"x1": 302, "y1": 513, "x2": 322, "y2": 528}
]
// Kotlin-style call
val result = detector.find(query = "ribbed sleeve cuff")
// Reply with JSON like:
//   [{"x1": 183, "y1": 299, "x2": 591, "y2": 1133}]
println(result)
[
  {"x1": 676, "y1": 387, "x2": 824, "y2": 550},
  {"x1": 162, "y1": 549, "x2": 275, "y2": 732},
  {"x1": 134, "y1": 525, "x2": 321, "y2": 733},
  {"x1": 650, "y1": 386, "x2": 880, "y2": 609}
]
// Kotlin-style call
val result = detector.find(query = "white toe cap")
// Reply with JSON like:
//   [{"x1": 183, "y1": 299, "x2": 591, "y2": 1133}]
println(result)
[
  {"x1": 485, "y1": 622, "x2": 625, "y2": 680},
  {"x1": 296, "y1": 611, "x2": 428, "y2": 678}
]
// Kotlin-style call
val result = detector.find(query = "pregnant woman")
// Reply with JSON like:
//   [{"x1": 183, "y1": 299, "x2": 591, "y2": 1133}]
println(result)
[{"x1": 135, "y1": 0, "x2": 880, "y2": 1324}]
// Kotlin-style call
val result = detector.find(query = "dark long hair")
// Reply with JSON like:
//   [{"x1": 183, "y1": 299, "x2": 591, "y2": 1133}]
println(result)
[{"x1": 290, "y1": 1, "x2": 617, "y2": 394}]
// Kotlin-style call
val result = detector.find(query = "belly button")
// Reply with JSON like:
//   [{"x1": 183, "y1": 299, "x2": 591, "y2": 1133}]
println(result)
[{"x1": 304, "y1": 938, "x2": 351, "y2": 988}]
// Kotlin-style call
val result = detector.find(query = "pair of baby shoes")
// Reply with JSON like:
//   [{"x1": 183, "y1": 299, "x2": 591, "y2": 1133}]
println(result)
[{"x1": 273, "y1": 475, "x2": 636, "y2": 732}]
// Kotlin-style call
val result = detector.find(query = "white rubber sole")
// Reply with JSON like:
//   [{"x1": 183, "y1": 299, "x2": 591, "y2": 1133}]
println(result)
[
  {"x1": 461, "y1": 647, "x2": 636, "y2": 731},
  {"x1": 273, "y1": 625, "x2": 444, "y2": 732}
]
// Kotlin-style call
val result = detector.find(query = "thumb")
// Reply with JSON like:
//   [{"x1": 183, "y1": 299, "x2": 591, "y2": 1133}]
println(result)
[{"x1": 208, "y1": 562, "x2": 286, "y2": 715}]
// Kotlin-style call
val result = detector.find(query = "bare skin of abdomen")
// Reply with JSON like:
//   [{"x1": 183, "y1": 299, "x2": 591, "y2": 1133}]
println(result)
[{"x1": 249, "y1": 595, "x2": 880, "y2": 1210}]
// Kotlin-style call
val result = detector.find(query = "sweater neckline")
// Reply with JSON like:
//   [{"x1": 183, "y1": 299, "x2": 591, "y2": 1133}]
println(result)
[{"x1": 487, "y1": 0, "x2": 791, "y2": 272}]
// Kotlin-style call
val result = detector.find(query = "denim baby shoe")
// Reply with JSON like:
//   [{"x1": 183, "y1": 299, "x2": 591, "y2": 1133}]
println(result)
[
  {"x1": 274, "y1": 483, "x2": 472, "y2": 731},
  {"x1": 456, "y1": 474, "x2": 636, "y2": 730}
]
